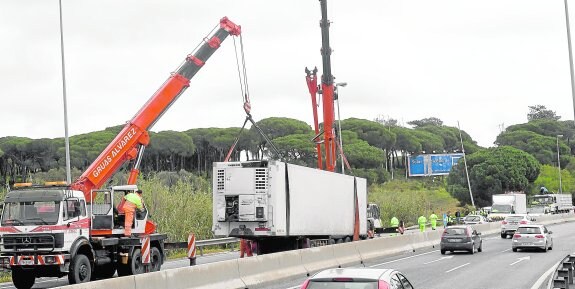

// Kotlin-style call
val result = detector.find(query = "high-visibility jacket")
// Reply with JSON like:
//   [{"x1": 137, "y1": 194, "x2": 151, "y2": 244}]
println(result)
[
  {"x1": 429, "y1": 214, "x2": 438, "y2": 223},
  {"x1": 418, "y1": 216, "x2": 427, "y2": 225},
  {"x1": 390, "y1": 217, "x2": 399, "y2": 228},
  {"x1": 124, "y1": 193, "x2": 143, "y2": 210}
]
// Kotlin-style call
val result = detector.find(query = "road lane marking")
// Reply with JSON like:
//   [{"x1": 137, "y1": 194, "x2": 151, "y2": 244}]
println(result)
[
  {"x1": 369, "y1": 250, "x2": 439, "y2": 268},
  {"x1": 423, "y1": 256, "x2": 453, "y2": 265},
  {"x1": 483, "y1": 237, "x2": 500, "y2": 241},
  {"x1": 445, "y1": 262, "x2": 470, "y2": 273},
  {"x1": 500, "y1": 249, "x2": 511, "y2": 253},
  {"x1": 510, "y1": 256, "x2": 530, "y2": 266}
]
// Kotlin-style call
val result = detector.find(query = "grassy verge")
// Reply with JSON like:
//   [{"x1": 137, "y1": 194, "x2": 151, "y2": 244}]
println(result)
[
  {"x1": 166, "y1": 245, "x2": 234, "y2": 260},
  {"x1": 369, "y1": 179, "x2": 461, "y2": 227},
  {"x1": 0, "y1": 272, "x2": 9, "y2": 283}
]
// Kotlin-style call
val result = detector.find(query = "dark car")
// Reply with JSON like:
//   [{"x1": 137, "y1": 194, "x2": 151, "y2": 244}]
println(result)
[
  {"x1": 440, "y1": 225, "x2": 483, "y2": 255},
  {"x1": 300, "y1": 268, "x2": 414, "y2": 289}
]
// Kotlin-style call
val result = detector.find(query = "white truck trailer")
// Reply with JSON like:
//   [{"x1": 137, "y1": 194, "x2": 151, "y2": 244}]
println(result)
[
  {"x1": 488, "y1": 193, "x2": 527, "y2": 221},
  {"x1": 212, "y1": 160, "x2": 367, "y2": 254},
  {"x1": 529, "y1": 194, "x2": 573, "y2": 214}
]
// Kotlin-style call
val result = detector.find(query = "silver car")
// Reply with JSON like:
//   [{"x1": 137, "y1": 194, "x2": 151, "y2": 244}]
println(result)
[
  {"x1": 512, "y1": 224, "x2": 553, "y2": 252},
  {"x1": 300, "y1": 268, "x2": 414, "y2": 289},
  {"x1": 463, "y1": 215, "x2": 487, "y2": 225},
  {"x1": 500, "y1": 214, "x2": 534, "y2": 238}
]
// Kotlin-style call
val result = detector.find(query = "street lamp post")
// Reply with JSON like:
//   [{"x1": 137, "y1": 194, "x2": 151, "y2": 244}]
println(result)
[
  {"x1": 458, "y1": 121, "x2": 475, "y2": 208},
  {"x1": 563, "y1": 0, "x2": 575, "y2": 119},
  {"x1": 59, "y1": 0, "x2": 72, "y2": 184},
  {"x1": 335, "y1": 82, "x2": 347, "y2": 174},
  {"x1": 557, "y1": 134, "x2": 564, "y2": 193}
]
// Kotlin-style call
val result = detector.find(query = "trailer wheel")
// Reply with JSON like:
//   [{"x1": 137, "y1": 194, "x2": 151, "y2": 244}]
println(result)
[
  {"x1": 12, "y1": 268, "x2": 35, "y2": 289},
  {"x1": 150, "y1": 247, "x2": 162, "y2": 272},
  {"x1": 118, "y1": 249, "x2": 144, "y2": 276},
  {"x1": 344, "y1": 237, "x2": 351, "y2": 243},
  {"x1": 68, "y1": 254, "x2": 92, "y2": 284}
]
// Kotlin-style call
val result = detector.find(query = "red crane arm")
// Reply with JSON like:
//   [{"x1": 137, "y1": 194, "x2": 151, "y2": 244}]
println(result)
[
  {"x1": 319, "y1": 0, "x2": 336, "y2": 172},
  {"x1": 305, "y1": 67, "x2": 323, "y2": 170},
  {"x1": 71, "y1": 17, "x2": 241, "y2": 202}
]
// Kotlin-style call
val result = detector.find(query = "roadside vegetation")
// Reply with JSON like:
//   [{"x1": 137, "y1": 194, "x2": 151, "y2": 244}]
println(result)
[
  {"x1": 369, "y1": 179, "x2": 460, "y2": 227},
  {"x1": 2, "y1": 104, "x2": 575, "y2": 242}
]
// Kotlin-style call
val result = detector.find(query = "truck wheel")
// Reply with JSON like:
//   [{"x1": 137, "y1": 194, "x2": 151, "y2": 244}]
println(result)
[
  {"x1": 68, "y1": 254, "x2": 92, "y2": 284},
  {"x1": 118, "y1": 249, "x2": 144, "y2": 276},
  {"x1": 93, "y1": 264, "x2": 116, "y2": 280},
  {"x1": 12, "y1": 268, "x2": 35, "y2": 289},
  {"x1": 150, "y1": 247, "x2": 162, "y2": 272}
]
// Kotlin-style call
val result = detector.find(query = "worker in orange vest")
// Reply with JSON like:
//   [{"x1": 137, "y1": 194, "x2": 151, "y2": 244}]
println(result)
[
  {"x1": 240, "y1": 239, "x2": 253, "y2": 258},
  {"x1": 122, "y1": 190, "x2": 144, "y2": 237}
]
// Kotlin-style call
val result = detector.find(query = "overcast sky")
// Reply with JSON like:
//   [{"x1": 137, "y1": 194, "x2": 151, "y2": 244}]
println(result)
[{"x1": 1, "y1": 0, "x2": 574, "y2": 147}]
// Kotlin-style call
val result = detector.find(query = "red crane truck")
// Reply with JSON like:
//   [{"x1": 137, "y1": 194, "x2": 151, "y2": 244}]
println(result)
[{"x1": 0, "y1": 17, "x2": 240, "y2": 289}]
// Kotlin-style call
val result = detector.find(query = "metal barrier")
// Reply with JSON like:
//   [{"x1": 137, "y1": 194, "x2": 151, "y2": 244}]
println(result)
[
  {"x1": 164, "y1": 237, "x2": 238, "y2": 257},
  {"x1": 548, "y1": 254, "x2": 575, "y2": 289}
]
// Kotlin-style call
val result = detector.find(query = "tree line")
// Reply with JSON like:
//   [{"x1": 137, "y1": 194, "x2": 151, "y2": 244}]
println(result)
[
  {"x1": 0, "y1": 116, "x2": 480, "y2": 186},
  {"x1": 448, "y1": 105, "x2": 575, "y2": 207}
]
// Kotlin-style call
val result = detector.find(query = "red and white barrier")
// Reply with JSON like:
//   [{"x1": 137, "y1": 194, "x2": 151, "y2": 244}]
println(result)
[
  {"x1": 141, "y1": 236, "x2": 150, "y2": 264},
  {"x1": 188, "y1": 233, "x2": 196, "y2": 266}
]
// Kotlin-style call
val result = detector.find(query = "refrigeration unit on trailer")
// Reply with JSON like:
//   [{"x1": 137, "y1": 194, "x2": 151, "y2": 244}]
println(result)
[{"x1": 212, "y1": 160, "x2": 367, "y2": 254}]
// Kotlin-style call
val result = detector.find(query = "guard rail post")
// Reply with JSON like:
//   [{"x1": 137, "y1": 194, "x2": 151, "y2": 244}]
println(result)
[
  {"x1": 554, "y1": 278, "x2": 567, "y2": 289},
  {"x1": 562, "y1": 259, "x2": 574, "y2": 285}
]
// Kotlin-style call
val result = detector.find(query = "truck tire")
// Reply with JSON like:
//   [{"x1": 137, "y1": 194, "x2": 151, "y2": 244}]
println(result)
[
  {"x1": 118, "y1": 249, "x2": 144, "y2": 276},
  {"x1": 68, "y1": 254, "x2": 92, "y2": 284},
  {"x1": 150, "y1": 247, "x2": 162, "y2": 272},
  {"x1": 12, "y1": 268, "x2": 35, "y2": 289},
  {"x1": 93, "y1": 264, "x2": 116, "y2": 280}
]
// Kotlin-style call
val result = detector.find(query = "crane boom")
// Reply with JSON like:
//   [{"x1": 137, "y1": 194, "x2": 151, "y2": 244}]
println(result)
[
  {"x1": 319, "y1": 0, "x2": 337, "y2": 172},
  {"x1": 71, "y1": 17, "x2": 241, "y2": 202}
]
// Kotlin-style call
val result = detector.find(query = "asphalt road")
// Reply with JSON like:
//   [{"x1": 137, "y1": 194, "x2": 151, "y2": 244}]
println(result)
[
  {"x1": 2, "y1": 222, "x2": 572, "y2": 289},
  {"x1": 271, "y1": 221, "x2": 575, "y2": 289}
]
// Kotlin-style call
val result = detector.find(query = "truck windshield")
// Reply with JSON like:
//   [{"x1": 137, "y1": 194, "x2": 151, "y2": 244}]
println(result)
[
  {"x1": 529, "y1": 197, "x2": 553, "y2": 205},
  {"x1": 1, "y1": 201, "x2": 60, "y2": 226},
  {"x1": 491, "y1": 204, "x2": 512, "y2": 213},
  {"x1": 528, "y1": 206, "x2": 545, "y2": 214}
]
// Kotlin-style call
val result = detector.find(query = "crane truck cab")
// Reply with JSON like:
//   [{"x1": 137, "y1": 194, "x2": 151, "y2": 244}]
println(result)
[{"x1": 0, "y1": 182, "x2": 166, "y2": 289}]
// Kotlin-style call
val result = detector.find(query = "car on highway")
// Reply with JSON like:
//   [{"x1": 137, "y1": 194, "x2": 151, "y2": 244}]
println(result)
[
  {"x1": 463, "y1": 214, "x2": 488, "y2": 225},
  {"x1": 512, "y1": 224, "x2": 553, "y2": 252},
  {"x1": 300, "y1": 268, "x2": 414, "y2": 289},
  {"x1": 501, "y1": 214, "x2": 535, "y2": 238},
  {"x1": 440, "y1": 225, "x2": 483, "y2": 255}
]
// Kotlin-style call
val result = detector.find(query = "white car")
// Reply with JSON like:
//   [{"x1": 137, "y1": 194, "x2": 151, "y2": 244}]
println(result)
[
  {"x1": 512, "y1": 224, "x2": 553, "y2": 252},
  {"x1": 463, "y1": 215, "x2": 487, "y2": 225}
]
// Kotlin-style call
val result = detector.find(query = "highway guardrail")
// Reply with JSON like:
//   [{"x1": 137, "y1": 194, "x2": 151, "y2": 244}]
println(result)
[
  {"x1": 547, "y1": 254, "x2": 575, "y2": 289},
  {"x1": 164, "y1": 237, "x2": 238, "y2": 256}
]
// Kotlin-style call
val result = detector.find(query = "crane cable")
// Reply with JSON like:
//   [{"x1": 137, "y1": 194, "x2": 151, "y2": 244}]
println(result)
[{"x1": 224, "y1": 35, "x2": 282, "y2": 162}]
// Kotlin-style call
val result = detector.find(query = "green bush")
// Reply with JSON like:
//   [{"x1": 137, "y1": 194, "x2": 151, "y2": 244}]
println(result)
[
  {"x1": 138, "y1": 175, "x2": 213, "y2": 242},
  {"x1": 369, "y1": 179, "x2": 460, "y2": 227}
]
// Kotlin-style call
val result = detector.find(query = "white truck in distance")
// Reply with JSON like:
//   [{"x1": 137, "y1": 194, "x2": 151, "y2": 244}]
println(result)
[
  {"x1": 212, "y1": 160, "x2": 367, "y2": 254},
  {"x1": 528, "y1": 194, "x2": 573, "y2": 215},
  {"x1": 488, "y1": 193, "x2": 527, "y2": 221}
]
